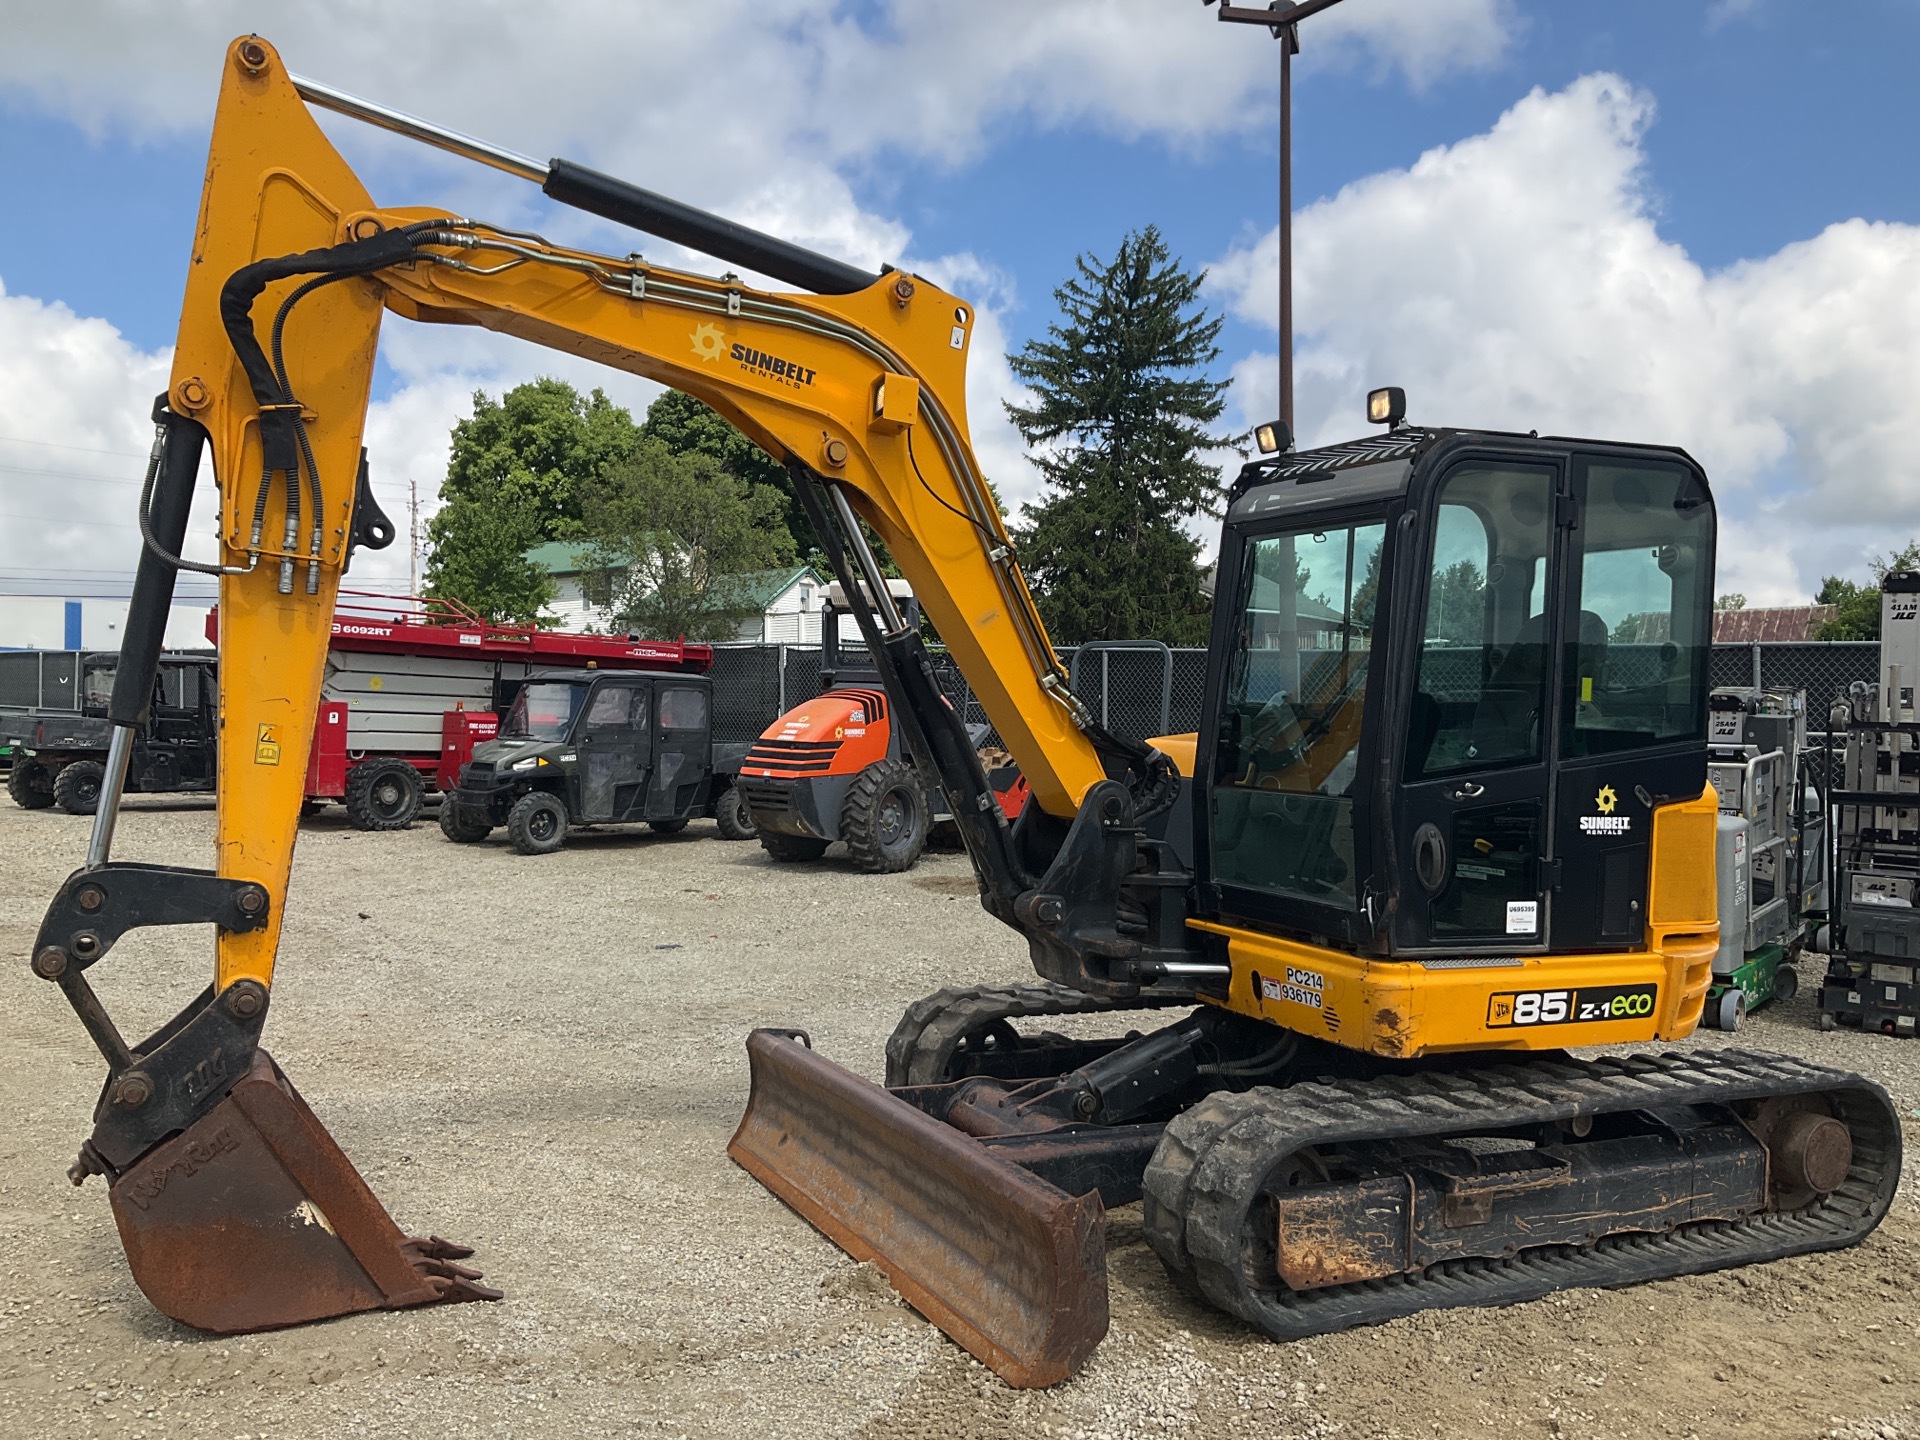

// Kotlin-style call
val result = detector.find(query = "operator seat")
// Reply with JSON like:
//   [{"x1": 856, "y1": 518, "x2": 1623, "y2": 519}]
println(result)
[{"x1": 1470, "y1": 610, "x2": 1608, "y2": 762}]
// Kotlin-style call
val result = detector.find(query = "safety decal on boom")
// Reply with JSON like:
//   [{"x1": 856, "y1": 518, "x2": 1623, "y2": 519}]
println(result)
[{"x1": 1487, "y1": 984, "x2": 1657, "y2": 1028}]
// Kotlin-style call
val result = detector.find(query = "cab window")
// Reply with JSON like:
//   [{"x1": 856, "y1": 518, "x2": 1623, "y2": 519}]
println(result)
[
  {"x1": 503, "y1": 682, "x2": 587, "y2": 741},
  {"x1": 582, "y1": 684, "x2": 638, "y2": 732},
  {"x1": 1406, "y1": 464, "x2": 1557, "y2": 779},
  {"x1": 659, "y1": 687, "x2": 708, "y2": 730},
  {"x1": 1211, "y1": 520, "x2": 1386, "y2": 908},
  {"x1": 1562, "y1": 461, "x2": 1712, "y2": 756}
]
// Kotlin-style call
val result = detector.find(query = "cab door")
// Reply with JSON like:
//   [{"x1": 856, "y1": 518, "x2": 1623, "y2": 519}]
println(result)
[
  {"x1": 575, "y1": 679, "x2": 650, "y2": 821},
  {"x1": 1548, "y1": 456, "x2": 1714, "y2": 949},
  {"x1": 1393, "y1": 460, "x2": 1565, "y2": 953},
  {"x1": 650, "y1": 683, "x2": 711, "y2": 819}
]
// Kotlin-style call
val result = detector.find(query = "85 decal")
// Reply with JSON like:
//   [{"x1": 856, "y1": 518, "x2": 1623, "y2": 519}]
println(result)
[{"x1": 1486, "y1": 984, "x2": 1658, "y2": 1028}]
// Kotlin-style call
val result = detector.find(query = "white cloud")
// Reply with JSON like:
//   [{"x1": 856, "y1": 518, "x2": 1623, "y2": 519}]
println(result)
[
  {"x1": 1205, "y1": 73, "x2": 1920, "y2": 604},
  {"x1": 1707, "y1": 0, "x2": 1764, "y2": 31},
  {"x1": 0, "y1": 0, "x2": 1523, "y2": 611},
  {"x1": 0, "y1": 282, "x2": 207, "y2": 589},
  {"x1": 0, "y1": 3, "x2": 1516, "y2": 166}
]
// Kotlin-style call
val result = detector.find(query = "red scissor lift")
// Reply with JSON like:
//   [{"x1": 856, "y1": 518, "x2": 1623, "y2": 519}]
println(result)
[{"x1": 211, "y1": 593, "x2": 711, "y2": 829}]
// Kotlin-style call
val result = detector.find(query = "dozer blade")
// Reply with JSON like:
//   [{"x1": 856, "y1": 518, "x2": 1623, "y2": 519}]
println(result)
[
  {"x1": 728, "y1": 1028, "x2": 1107, "y2": 1388},
  {"x1": 107, "y1": 1050, "x2": 500, "y2": 1333}
]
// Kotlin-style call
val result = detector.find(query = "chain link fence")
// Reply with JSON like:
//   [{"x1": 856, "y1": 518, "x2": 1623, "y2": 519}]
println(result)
[
  {"x1": 0, "y1": 639, "x2": 1885, "y2": 753},
  {"x1": 709, "y1": 639, "x2": 1890, "y2": 754}
]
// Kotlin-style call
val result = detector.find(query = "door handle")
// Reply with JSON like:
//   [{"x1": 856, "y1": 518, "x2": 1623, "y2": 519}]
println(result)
[
  {"x1": 1413, "y1": 822, "x2": 1448, "y2": 896},
  {"x1": 1449, "y1": 781, "x2": 1486, "y2": 801}
]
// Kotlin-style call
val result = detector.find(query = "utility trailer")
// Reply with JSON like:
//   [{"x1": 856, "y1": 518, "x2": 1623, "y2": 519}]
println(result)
[{"x1": 211, "y1": 594, "x2": 714, "y2": 828}]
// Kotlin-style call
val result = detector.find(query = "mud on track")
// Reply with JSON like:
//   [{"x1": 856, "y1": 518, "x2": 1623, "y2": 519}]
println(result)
[{"x1": 1, "y1": 799, "x2": 1915, "y2": 1439}]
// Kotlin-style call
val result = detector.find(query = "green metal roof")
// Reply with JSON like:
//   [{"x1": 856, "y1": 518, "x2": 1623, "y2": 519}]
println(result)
[
  {"x1": 705, "y1": 565, "x2": 813, "y2": 609},
  {"x1": 524, "y1": 540, "x2": 626, "y2": 576},
  {"x1": 524, "y1": 544, "x2": 810, "y2": 612}
]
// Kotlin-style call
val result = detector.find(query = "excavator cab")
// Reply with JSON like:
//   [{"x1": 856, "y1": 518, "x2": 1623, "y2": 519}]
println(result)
[{"x1": 1200, "y1": 428, "x2": 1716, "y2": 959}]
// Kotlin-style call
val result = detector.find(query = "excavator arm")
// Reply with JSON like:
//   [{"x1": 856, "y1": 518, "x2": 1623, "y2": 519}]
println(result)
[{"x1": 34, "y1": 35, "x2": 1187, "y2": 1346}]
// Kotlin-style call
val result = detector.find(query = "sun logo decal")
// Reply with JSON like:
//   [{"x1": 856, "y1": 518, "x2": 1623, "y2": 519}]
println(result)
[
  {"x1": 689, "y1": 323, "x2": 726, "y2": 362},
  {"x1": 1595, "y1": 785, "x2": 1618, "y2": 815}
]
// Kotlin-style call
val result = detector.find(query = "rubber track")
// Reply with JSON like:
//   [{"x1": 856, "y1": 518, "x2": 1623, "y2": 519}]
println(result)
[
  {"x1": 884, "y1": 982, "x2": 1195, "y2": 1088},
  {"x1": 1141, "y1": 1047, "x2": 1902, "y2": 1339}
]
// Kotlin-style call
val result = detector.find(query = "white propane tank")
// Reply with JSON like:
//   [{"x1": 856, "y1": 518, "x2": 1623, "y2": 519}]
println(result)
[{"x1": 1714, "y1": 813, "x2": 1750, "y2": 979}]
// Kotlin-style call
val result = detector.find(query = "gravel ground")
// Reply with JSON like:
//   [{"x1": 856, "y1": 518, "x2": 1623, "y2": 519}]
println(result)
[{"x1": 1, "y1": 796, "x2": 1916, "y2": 1440}]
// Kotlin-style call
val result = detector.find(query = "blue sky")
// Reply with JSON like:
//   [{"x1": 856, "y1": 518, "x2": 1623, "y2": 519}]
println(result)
[{"x1": 1, "y1": 0, "x2": 1917, "y2": 605}]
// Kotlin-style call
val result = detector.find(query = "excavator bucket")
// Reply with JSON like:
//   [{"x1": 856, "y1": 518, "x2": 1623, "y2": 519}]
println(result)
[
  {"x1": 728, "y1": 1028, "x2": 1107, "y2": 1388},
  {"x1": 106, "y1": 1051, "x2": 499, "y2": 1333}
]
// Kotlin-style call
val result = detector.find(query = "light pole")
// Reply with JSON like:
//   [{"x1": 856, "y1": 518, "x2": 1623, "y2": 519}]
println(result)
[{"x1": 1209, "y1": 0, "x2": 1349, "y2": 443}]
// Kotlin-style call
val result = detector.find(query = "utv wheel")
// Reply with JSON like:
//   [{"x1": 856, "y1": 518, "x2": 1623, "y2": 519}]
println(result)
[
  {"x1": 649, "y1": 816, "x2": 690, "y2": 835},
  {"x1": 53, "y1": 759, "x2": 107, "y2": 815},
  {"x1": 439, "y1": 800, "x2": 494, "y2": 844},
  {"x1": 507, "y1": 791, "x2": 569, "y2": 855},
  {"x1": 344, "y1": 758, "x2": 423, "y2": 831},
  {"x1": 760, "y1": 830, "x2": 829, "y2": 862},
  {"x1": 714, "y1": 783, "x2": 757, "y2": 841},
  {"x1": 7, "y1": 759, "x2": 56, "y2": 810},
  {"x1": 842, "y1": 758, "x2": 930, "y2": 873}
]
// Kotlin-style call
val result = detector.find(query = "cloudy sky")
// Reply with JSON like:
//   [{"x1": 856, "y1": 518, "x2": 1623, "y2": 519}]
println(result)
[{"x1": 1, "y1": 0, "x2": 1916, "y2": 611}]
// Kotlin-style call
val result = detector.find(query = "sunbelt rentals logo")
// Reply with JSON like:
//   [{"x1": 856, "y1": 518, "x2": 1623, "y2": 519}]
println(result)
[
  {"x1": 687, "y1": 323, "x2": 817, "y2": 389},
  {"x1": 1580, "y1": 783, "x2": 1631, "y2": 836}
]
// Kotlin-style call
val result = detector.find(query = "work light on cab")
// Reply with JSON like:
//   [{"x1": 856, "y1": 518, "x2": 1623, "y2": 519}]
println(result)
[
  {"x1": 1253, "y1": 419, "x2": 1290, "y2": 454},
  {"x1": 1367, "y1": 385, "x2": 1407, "y2": 427}
]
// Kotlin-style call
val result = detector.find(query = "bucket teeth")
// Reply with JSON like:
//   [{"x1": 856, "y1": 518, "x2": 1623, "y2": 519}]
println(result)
[
  {"x1": 106, "y1": 1050, "x2": 501, "y2": 1333},
  {"x1": 402, "y1": 1237, "x2": 504, "y2": 1303}
]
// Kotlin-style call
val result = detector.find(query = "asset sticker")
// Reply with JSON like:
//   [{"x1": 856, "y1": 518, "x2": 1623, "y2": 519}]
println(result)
[
  {"x1": 1259, "y1": 966, "x2": 1325, "y2": 1010},
  {"x1": 1506, "y1": 900, "x2": 1538, "y2": 935}
]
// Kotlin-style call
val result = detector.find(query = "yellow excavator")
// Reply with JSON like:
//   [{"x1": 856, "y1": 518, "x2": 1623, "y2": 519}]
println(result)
[{"x1": 35, "y1": 35, "x2": 1898, "y2": 1389}]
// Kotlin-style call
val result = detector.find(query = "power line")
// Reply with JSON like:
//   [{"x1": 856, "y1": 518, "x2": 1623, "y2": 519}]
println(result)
[
  {"x1": 0, "y1": 460, "x2": 146, "y2": 486},
  {"x1": 0, "y1": 433, "x2": 151, "y2": 461}
]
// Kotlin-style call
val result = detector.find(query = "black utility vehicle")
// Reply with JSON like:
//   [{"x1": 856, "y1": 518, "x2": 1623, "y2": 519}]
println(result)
[
  {"x1": 438, "y1": 668, "x2": 752, "y2": 854},
  {"x1": 3, "y1": 653, "x2": 216, "y2": 814}
]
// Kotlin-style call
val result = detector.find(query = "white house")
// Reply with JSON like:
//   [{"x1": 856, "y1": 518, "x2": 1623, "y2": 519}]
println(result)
[{"x1": 525, "y1": 541, "x2": 827, "y2": 643}]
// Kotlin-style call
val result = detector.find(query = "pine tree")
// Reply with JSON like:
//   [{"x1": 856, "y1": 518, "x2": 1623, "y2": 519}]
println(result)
[{"x1": 1006, "y1": 227, "x2": 1226, "y2": 645}]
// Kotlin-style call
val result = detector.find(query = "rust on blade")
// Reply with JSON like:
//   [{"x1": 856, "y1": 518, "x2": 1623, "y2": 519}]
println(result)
[
  {"x1": 110, "y1": 1050, "x2": 500, "y2": 1333},
  {"x1": 728, "y1": 1028, "x2": 1107, "y2": 1389}
]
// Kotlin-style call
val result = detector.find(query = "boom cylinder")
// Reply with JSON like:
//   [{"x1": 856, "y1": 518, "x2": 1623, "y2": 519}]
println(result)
[{"x1": 542, "y1": 159, "x2": 876, "y2": 295}]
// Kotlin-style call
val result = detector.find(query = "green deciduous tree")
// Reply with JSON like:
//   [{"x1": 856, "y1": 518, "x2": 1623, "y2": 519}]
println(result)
[
  {"x1": 1006, "y1": 226, "x2": 1226, "y2": 645},
  {"x1": 1816, "y1": 541, "x2": 1920, "y2": 639},
  {"x1": 444, "y1": 378, "x2": 643, "y2": 537},
  {"x1": 421, "y1": 491, "x2": 554, "y2": 625},
  {"x1": 583, "y1": 440, "x2": 796, "y2": 641},
  {"x1": 426, "y1": 380, "x2": 642, "y2": 620},
  {"x1": 1426, "y1": 560, "x2": 1486, "y2": 644}
]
